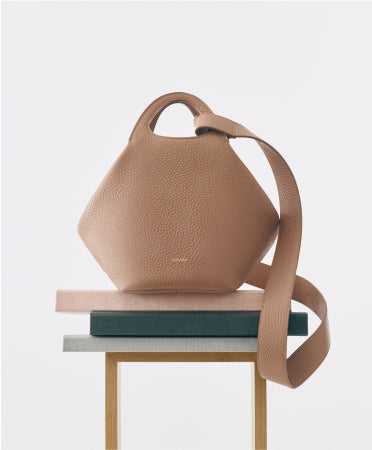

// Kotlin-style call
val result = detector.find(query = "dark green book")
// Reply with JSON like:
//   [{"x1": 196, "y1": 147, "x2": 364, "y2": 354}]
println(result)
[{"x1": 90, "y1": 311, "x2": 308, "y2": 337}]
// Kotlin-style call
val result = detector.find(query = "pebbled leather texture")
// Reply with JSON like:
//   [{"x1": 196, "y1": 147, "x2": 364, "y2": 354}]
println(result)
[
  {"x1": 195, "y1": 112, "x2": 330, "y2": 388},
  {"x1": 77, "y1": 92, "x2": 330, "y2": 388},
  {"x1": 78, "y1": 93, "x2": 279, "y2": 293}
]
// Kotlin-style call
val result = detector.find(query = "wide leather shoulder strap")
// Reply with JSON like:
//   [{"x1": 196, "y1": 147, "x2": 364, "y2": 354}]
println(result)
[{"x1": 195, "y1": 113, "x2": 330, "y2": 388}]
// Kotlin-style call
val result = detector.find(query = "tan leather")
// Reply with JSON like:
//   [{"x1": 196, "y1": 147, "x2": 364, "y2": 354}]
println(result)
[
  {"x1": 195, "y1": 112, "x2": 330, "y2": 388},
  {"x1": 78, "y1": 92, "x2": 330, "y2": 387},
  {"x1": 78, "y1": 93, "x2": 279, "y2": 293}
]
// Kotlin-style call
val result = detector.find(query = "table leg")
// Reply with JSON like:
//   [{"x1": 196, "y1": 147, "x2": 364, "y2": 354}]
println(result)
[
  {"x1": 106, "y1": 353, "x2": 118, "y2": 450},
  {"x1": 252, "y1": 361, "x2": 267, "y2": 450},
  {"x1": 105, "y1": 352, "x2": 267, "y2": 450}
]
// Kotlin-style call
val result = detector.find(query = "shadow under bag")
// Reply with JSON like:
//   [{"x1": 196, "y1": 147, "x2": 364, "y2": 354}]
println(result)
[{"x1": 77, "y1": 92, "x2": 330, "y2": 388}]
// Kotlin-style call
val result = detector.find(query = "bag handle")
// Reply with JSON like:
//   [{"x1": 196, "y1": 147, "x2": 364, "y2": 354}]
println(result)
[
  {"x1": 130, "y1": 92, "x2": 212, "y2": 142},
  {"x1": 195, "y1": 113, "x2": 330, "y2": 388}
]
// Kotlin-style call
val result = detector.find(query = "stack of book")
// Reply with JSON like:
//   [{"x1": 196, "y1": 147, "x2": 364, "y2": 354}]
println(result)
[{"x1": 56, "y1": 290, "x2": 308, "y2": 339}]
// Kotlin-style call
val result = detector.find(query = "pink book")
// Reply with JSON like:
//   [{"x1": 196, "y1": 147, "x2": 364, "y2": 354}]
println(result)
[{"x1": 56, "y1": 290, "x2": 263, "y2": 313}]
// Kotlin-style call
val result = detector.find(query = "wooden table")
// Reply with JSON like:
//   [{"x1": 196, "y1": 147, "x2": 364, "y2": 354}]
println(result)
[{"x1": 63, "y1": 336, "x2": 267, "y2": 450}]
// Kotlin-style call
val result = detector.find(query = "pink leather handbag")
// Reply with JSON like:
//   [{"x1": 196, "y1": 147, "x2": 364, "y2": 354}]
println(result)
[{"x1": 76, "y1": 92, "x2": 330, "y2": 387}]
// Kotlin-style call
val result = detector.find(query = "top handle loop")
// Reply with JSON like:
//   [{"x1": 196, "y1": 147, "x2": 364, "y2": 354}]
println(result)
[{"x1": 129, "y1": 92, "x2": 212, "y2": 142}]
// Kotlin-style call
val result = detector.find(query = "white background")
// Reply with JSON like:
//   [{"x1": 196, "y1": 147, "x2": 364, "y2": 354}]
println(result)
[{"x1": 2, "y1": 2, "x2": 372, "y2": 449}]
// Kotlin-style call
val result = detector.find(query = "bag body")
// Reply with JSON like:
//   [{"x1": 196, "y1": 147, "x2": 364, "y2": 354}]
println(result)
[
  {"x1": 78, "y1": 93, "x2": 279, "y2": 293},
  {"x1": 77, "y1": 92, "x2": 330, "y2": 388}
]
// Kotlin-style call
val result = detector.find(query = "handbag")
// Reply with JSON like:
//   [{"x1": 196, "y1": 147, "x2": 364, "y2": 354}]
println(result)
[{"x1": 78, "y1": 92, "x2": 330, "y2": 387}]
